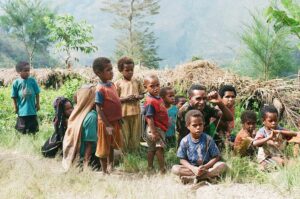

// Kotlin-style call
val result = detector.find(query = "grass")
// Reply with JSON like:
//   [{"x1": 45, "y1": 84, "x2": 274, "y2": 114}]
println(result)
[{"x1": 1, "y1": 83, "x2": 300, "y2": 198}]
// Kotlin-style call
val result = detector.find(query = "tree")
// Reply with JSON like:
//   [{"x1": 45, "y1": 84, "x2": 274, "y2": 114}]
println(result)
[
  {"x1": 266, "y1": 0, "x2": 300, "y2": 48},
  {"x1": 0, "y1": 0, "x2": 54, "y2": 67},
  {"x1": 240, "y1": 13, "x2": 297, "y2": 80},
  {"x1": 44, "y1": 15, "x2": 97, "y2": 69},
  {"x1": 102, "y1": 0, "x2": 161, "y2": 69}
]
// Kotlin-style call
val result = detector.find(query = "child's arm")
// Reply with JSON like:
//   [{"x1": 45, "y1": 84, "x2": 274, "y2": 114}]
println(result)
[
  {"x1": 180, "y1": 159, "x2": 199, "y2": 175},
  {"x1": 145, "y1": 117, "x2": 159, "y2": 141},
  {"x1": 96, "y1": 104, "x2": 113, "y2": 134},
  {"x1": 253, "y1": 130, "x2": 274, "y2": 147},
  {"x1": 12, "y1": 97, "x2": 18, "y2": 114},
  {"x1": 202, "y1": 156, "x2": 220, "y2": 170},
  {"x1": 35, "y1": 94, "x2": 40, "y2": 111},
  {"x1": 120, "y1": 95, "x2": 135, "y2": 103},
  {"x1": 273, "y1": 129, "x2": 299, "y2": 137},
  {"x1": 208, "y1": 91, "x2": 233, "y2": 121}
]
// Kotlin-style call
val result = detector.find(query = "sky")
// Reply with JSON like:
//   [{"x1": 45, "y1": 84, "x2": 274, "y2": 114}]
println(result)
[{"x1": 1, "y1": 0, "x2": 270, "y2": 67}]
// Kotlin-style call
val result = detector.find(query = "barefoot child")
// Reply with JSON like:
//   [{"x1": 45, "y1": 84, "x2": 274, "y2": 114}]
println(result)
[
  {"x1": 234, "y1": 110, "x2": 257, "y2": 157},
  {"x1": 172, "y1": 110, "x2": 227, "y2": 184},
  {"x1": 93, "y1": 57, "x2": 123, "y2": 173},
  {"x1": 253, "y1": 105, "x2": 299, "y2": 170},
  {"x1": 11, "y1": 61, "x2": 40, "y2": 134},
  {"x1": 144, "y1": 75, "x2": 169, "y2": 173},
  {"x1": 115, "y1": 57, "x2": 144, "y2": 152},
  {"x1": 160, "y1": 86, "x2": 177, "y2": 148}
]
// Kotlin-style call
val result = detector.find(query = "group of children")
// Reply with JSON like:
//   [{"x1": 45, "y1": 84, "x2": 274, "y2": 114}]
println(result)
[{"x1": 11, "y1": 58, "x2": 300, "y2": 184}]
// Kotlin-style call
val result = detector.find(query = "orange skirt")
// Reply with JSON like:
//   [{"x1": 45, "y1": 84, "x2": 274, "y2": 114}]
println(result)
[{"x1": 95, "y1": 119, "x2": 123, "y2": 158}]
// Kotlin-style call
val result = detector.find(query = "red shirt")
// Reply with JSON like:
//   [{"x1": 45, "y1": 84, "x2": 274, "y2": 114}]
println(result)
[
  {"x1": 95, "y1": 82, "x2": 122, "y2": 122},
  {"x1": 144, "y1": 94, "x2": 169, "y2": 132}
]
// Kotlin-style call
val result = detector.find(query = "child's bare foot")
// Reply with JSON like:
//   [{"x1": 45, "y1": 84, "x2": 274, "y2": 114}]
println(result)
[
  {"x1": 160, "y1": 168, "x2": 166, "y2": 175},
  {"x1": 107, "y1": 163, "x2": 113, "y2": 173},
  {"x1": 180, "y1": 176, "x2": 194, "y2": 185}
]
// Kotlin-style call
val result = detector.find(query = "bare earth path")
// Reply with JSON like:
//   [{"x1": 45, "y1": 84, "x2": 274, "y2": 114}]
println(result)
[{"x1": 0, "y1": 150, "x2": 297, "y2": 199}]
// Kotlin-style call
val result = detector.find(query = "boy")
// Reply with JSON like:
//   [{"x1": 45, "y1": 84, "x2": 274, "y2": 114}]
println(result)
[
  {"x1": 176, "y1": 84, "x2": 233, "y2": 147},
  {"x1": 174, "y1": 95, "x2": 186, "y2": 109},
  {"x1": 160, "y1": 87, "x2": 177, "y2": 148},
  {"x1": 253, "y1": 105, "x2": 299, "y2": 170},
  {"x1": 93, "y1": 57, "x2": 123, "y2": 174},
  {"x1": 144, "y1": 75, "x2": 169, "y2": 173},
  {"x1": 115, "y1": 57, "x2": 144, "y2": 152},
  {"x1": 172, "y1": 110, "x2": 227, "y2": 184},
  {"x1": 234, "y1": 110, "x2": 257, "y2": 157},
  {"x1": 11, "y1": 61, "x2": 40, "y2": 134}
]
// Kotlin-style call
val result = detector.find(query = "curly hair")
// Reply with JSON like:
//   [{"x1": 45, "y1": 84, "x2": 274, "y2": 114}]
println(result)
[
  {"x1": 159, "y1": 86, "x2": 173, "y2": 98},
  {"x1": 187, "y1": 84, "x2": 206, "y2": 97},
  {"x1": 241, "y1": 110, "x2": 257, "y2": 124},
  {"x1": 16, "y1": 61, "x2": 29, "y2": 72},
  {"x1": 219, "y1": 84, "x2": 237, "y2": 98},
  {"x1": 92, "y1": 57, "x2": 111, "y2": 73},
  {"x1": 117, "y1": 57, "x2": 134, "y2": 72},
  {"x1": 261, "y1": 105, "x2": 278, "y2": 119},
  {"x1": 185, "y1": 110, "x2": 204, "y2": 126}
]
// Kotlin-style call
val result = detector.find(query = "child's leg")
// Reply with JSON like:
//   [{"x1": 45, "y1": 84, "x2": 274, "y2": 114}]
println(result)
[
  {"x1": 83, "y1": 142, "x2": 93, "y2": 170},
  {"x1": 100, "y1": 158, "x2": 108, "y2": 173},
  {"x1": 156, "y1": 147, "x2": 166, "y2": 173},
  {"x1": 131, "y1": 114, "x2": 141, "y2": 151},
  {"x1": 271, "y1": 156, "x2": 285, "y2": 166},
  {"x1": 171, "y1": 165, "x2": 195, "y2": 176},
  {"x1": 107, "y1": 147, "x2": 114, "y2": 172},
  {"x1": 206, "y1": 161, "x2": 228, "y2": 178},
  {"x1": 147, "y1": 150, "x2": 155, "y2": 170},
  {"x1": 121, "y1": 116, "x2": 130, "y2": 152}
]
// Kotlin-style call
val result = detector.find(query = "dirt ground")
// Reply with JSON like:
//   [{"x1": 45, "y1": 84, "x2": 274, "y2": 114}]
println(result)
[{"x1": 0, "y1": 150, "x2": 298, "y2": 199}]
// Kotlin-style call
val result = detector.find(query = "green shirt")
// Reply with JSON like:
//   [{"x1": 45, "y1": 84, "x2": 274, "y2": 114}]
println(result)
[
  {"x1": 11, "y1": 77, "x2": 40, "y2": 116},
  {"x1": 80, "y1": 110, "x2": 98, "y2": 158}
]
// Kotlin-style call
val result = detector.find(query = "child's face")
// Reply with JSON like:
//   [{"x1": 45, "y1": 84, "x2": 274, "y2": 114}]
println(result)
[
  {"x1": 189, "y1": 90, "x2": 207, "y2": 111},
  {"x1": 121, "y1": 64, "x2": 134, "y2": 80},
  {"x1": 187, "y1": 116, "x2": 204, "y2": 139},
  {"x1": 242, "y1": 119, "x2": 256, "y2": 135},
  {"x1": 176, "y1": 98, "x2": 187, "y2": 109},
  {"x1": 99, "y1": 64, "x2": 113, "y2": 82},
  {"x1": 222, "y1": 91, "x2": 236, "y2": 108},
  {"x1": 163, "y1": 89, "x2": 175, "y2": 105},
  {"x1": 263, "y1": 112, "x2": 278, "y2": 130},
  {"x1": 19, "y1": 66, "x2": 30, "y2": 79},
  {"x1": 64, "y1": 101, "x2": 73, "y2": 118},
  {"x1": 145, "y1": 78, "x2": 160, "y2": 96}
]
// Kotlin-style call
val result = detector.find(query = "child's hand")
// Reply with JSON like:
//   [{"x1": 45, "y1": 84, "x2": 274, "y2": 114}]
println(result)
[
  {"x1": 127, "y1": 95, "x2": 136, "y2": 102},
  {"x1": 150, "y1": 132, "x2": 159, "y2": 141},
  {"x1": 197, "y1": 165, "x2": 207, "y2": 176},
  {"x1": 36, "y1": 104, "x2": 40, "y2": 111},
  {"x1": 207, "y1": 91, "x2": 222, "y2": 105},
  {"x1": 105, "y1": 126, "x2": 114, "y2": 135}
]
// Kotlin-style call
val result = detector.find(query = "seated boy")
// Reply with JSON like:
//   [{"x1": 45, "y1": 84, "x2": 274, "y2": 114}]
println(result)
[
  {"x1": 234, "y1": 110, "x2": 257, "y2": 157},
  {"x1": 253, "y1": 105, "x2": 299, "y2": 170},
  {"x1": 172, "y1": 110, "x2": 227, "y2": 184}
]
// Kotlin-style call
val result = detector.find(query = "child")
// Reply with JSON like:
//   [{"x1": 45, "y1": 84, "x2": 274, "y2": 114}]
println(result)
[
  {"x1": 93, "y1": 57, "x2": 123, "y2": 174},
  {"x1": 144, "y1": 75, "x2": 169, "y2": 173},
  {"x1": 172, "y1": 110, "x2": 227, "y2": 184},
  {"x1": 160, "y1": 86, "x2": 177, "y2": 148},
  {"x1": 42, "y1": 97, "x2": 73, "y2": 157},
  {"x1": 174, "y1": 95, "x2": 187, "y2": 109},
  {"x1": 234, "y1": 110, "x2": 257, "y2": 157},
  {"x1": 11, "y1": 61, "x2": 40, "y2": 134},
  {"x1": 253, "y1": 105, "x2": 299, "y2": 170},
  {"x1": 115, "y1": 57, "x2": 144, "y2": 152}
]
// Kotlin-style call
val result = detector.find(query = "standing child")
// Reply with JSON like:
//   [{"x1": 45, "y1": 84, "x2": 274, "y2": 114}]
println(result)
[
  {"x1": 174, "y1": 95, "x2": 187, "y2": 110},
  {"x1": 115, "y1": 57, "x2": 144, "y2": 152},
  {"x1": 93, "y1": 57, "x2": 123, "y2": 174},
  {"x1": 253, "y1": 105, "x2": 299, "y2": 170},
  {"x1": 11, "y1": 61, "x2": 40, "y2": 134},
  {"x1": 234, "y1": 110, "x2": 257, "y2": 157},
  {"x1": 144, "y1": 75, "x2": 169, "y2": 173},
  {"x1": 172, "y1": 110, "x2": 227, "y2": 184},
  {"x1": 160, "y1": 87, "x2": 177, "y2": 148}
]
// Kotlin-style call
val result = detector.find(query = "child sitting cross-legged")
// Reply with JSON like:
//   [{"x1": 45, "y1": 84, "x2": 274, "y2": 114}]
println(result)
[
  {"x1": 253, "y1": 105, "x2": 300, "y2": 170},
  {"x1": 171, "y1": 110, "x2": 227, "y2": 184},
  {"x1": 234, "y1": 110, "x2": 257, "y2": 157}
]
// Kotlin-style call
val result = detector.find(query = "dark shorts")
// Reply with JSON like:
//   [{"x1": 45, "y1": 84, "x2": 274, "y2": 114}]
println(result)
[{"x1": 15, "y1": 115, "x2": 39, "y2": 134}]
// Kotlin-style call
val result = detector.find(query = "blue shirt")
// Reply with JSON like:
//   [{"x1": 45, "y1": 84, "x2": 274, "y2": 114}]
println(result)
[
  {"x1": 177, "y1": 133, "x2": 220, "y2": 166},
  {"x1": 166, "y1": 105, "x2": 178, "y2": 137},
  {"x1": 11, "y1": 77, "x2": 40, "y2": 116}
]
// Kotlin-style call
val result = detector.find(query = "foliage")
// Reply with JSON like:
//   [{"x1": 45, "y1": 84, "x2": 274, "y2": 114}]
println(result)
[
  {"x1": 0, "y1": 0, "x2": 55, "y2": 67},
  {"x1": 266, "y1": 0, "x2": 300, "y2": 49},
  {"x1": 240, "y1": 13, "x2": 297, "y2": 80},
  {"x1": 59, "y1": 78, "x2": 87, "y2": 102},
  {"x1": 44, "y1": 15, "x2": 98, "y2": 68},
  {"x1": 102, "y1": 0, "x2": 161, "y2": 69}
]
